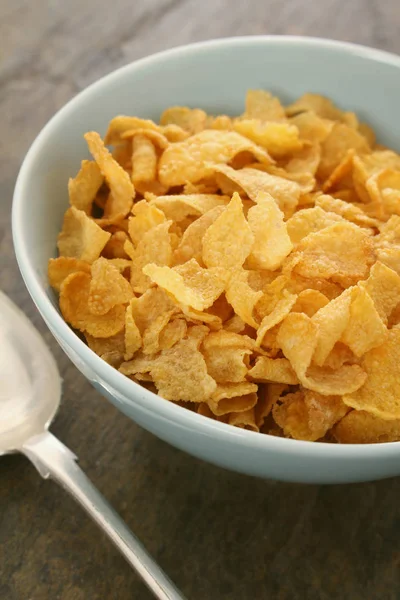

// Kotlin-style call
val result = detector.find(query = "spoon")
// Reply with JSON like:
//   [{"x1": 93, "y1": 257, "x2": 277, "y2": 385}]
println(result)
[{"x1": 0, "y1": 291, "x2": 185, "y2": 600}]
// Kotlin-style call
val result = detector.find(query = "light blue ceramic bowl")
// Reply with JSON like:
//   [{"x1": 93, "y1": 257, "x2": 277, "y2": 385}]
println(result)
[{"x1": 12, "y1": 37, "x2": 400, "y2": 484}]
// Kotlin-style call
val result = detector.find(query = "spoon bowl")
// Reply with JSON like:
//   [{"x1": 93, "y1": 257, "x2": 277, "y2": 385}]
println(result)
[{"x1": 0, "y1": 291, "x2": 60, "y2": 454}]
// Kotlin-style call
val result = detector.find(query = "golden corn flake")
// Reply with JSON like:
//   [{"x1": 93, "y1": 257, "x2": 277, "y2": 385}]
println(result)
[
  {"x1": 131, "y1": 134, "x2": 157, "y2": 185},
  {"x1": 333, "y1": 410, "x2": 400, "y2": 444},
  {"x1": 119, "y1": 351, "x2": 156, "y2": 377},
  {"x1": 311, "y1": 289, "x2": 352, "y2": 366},
  {"x1": 273, "y1": 389, "x2": 348, "y2": 441},
  {"x1": 343, "y1": 328, "x2": 400, "y2": 419},
  {"x1": 128, "y1": 202, "x2": 166, "y2": 246},
  {"x1": 285, "y1": 143, "x2": 321, "y2": 176},
  {"x1": 213, "y1": 164, "x2": 301, "y2": 217},
  {"x1": 124, "y1": 299, "x2": 142, "y2": 360},
  {"x1": 248, "y1": 356, "x2": 298, "y2": 385},
  {"x1": 102, "y1": 231, "x2": 130, "y2": 260},
  {"x1": 48, "y1": 256, "x2": 91, "y2": 292},
  {"x1": 353, "y1": 151, "x2": 400, "y2": 202},
  {"x1": 126, "y1": 220, "x2": 173, "y2": 293},
  {"x1": 315, "y1": 194, "x2": 379, "y2": 229},
  {"x1": 233, "y1": 120, "x2": 302, "y2": 158},
  {"x1": 376, "y1": 247, "x2": 400, "y2": 277},
  {"x1": 361, "y1": 261, "x2": 400, "y2": 324},
  {"x1": 85, "y1": 330, "x2": 125, "y2": 357},
  {"x1": 289, "y1": 111, "x2": 333, "y2": 144},
  {"x1": 158, "y1": 318, "x2": 187, "y2": 351},
  {"x1": 149, "y1": 193, "x2": 227, "y2": 222},
  {"x1": 225, "y1": 268, "x2": 263, "y2": 329},
  {"x1": 317, "y1": 123, "x2": 370, "y2": 181},
  {"x1": 208, "y1": 385, "x2": 258, "y2": 416},
  {"x1": 85, "y1": 132, "x2": 135, "y2": 219},
  {"x1": 228, "y1": 408, "x2": 259, "y2": 432},
  {"x1": 58, "y1": 207, "x2": 111, "y2": 263},
  {"x1": 121, "y1": 128, "x2": 169, "y2": 149},
  {"x1": 60, "y1": 271, "x2": 125, "y2": 338},
  {"x1": 202, "y1": 192, "x2": 254, "y2": 270},
  {"x1": 256, "y1": 291, "x2": 297, "y2": 347},
  {"x1": 291, "y1": 289, "x2": 329, "y2": 317},
  {"x1": 202, "y1": 330, "x2": 254, "y2": 383},
  {"x1": 128, "y1": 287, "x2": 177, "y2": 335},
  {"x1": 179, "y1": 304, "x2": 222, "y2": 328},
  {"x1": 51, "y1": 91, "x2": 400, "y2": 444},
  {"x1": 88, "y1": 257, "x2": 133, "y2": 316},
  {"x1": 160, "y1": 106, "x2": 208, "y2": 134},
  {"x1": 286, "y1": 206, "x2": 343, "y2": 245},
  {"x1": 292, "y1": 221, "x2": 374, "y2": 286},
  {"x1": 142, "y1": 309, "x2": 176, "y2": 355},
  {"x1": 105, "y1": 115, "x2": 188, "y2": 145},
  {"x1": 277, "y1": 312, "x2": 366, "y2": 395},
  {"x1": 143, "y1": 259, "x2": 225, "y2": 311},
  {"x1": 150, "y1": 338, "x2": 216, "y2": 403},
  {"x1": 370, "y1": 169, "x2": 400, "y2": 217},
  {"x1": 173, "y1": 205, "x2": 225, "y2": 266},
  {"x1": 340, "y1": 286, "x2": 387, "y2": 357},
  {"x1": 323, "y1": 343, "x2": 356, "y2": 370},
  {"x1": 158, "y1": 130, "x2": 272, "y2": 186},
  {"x1": 68, "y1": 160, "x2": 103, "y2": 214},
  {"x1": 204, "y1": 345, "x2": 251, "y2": 383},
  {"x1": 244, "y1": 90, "x2": 286, "y2": 121},
  {"x1": 286, "y1": 93, "x2": 346, "y2": 121},
  {"x1": 247, "y1": 192, "x2": 293, "y2": 270}
]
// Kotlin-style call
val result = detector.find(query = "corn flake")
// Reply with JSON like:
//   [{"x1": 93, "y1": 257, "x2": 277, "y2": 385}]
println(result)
[
  {"x1": 143, "y1": 259, "x2": 225, "y2": 311},
  {"x1": 158, "y1": 130, "x2": 272, "y2": 186},
  {"x1": 292, "y1": 222, "x2": 374, "y2": 287},
  {"x1": 213, "y1": 164, "x2": 301, "y2": 217},
  {"x1": 334, "y1": 410, "x2": 400, "y2": 444},
  {"x1": 58, "y1": 207, "x2": 111, "y2": 263},
  {"x1": 247, "y1": 192, "x2": 293, "y2": 270},
  {"x1": 149, "y1": 193, "x2": 227, "y2": 222},
  {"x1": 233, "y1": 119, "x2": 302, "y2": 158},
  {"x1": 244, "y1": 90, "x2": 286, "y2": 121},
  {"x1": 343, "y1": 328, "x2": 400, "y2": 419},
  {"x1": 60, "y1": 272, "x2": 125, "y2": 338},
  {"x1": 150, "y1": 338, "x2": 216, "y2": 403},
  {"x1": 248, "y1": 357, "x2": 298, "y2": 384},
  {"x1": 48, "y1": 257, "x2": 91, "y2": 292},
  {"x1": 273, "y1": 390, "x2": 348, "y2": 441},
  {"x1": 85, "y1": 132, "x2": 135, "y2": 219},
  {"x1": 202, "y1": 192, "x2": 254, "y2": 270},
  {"x1": 68, "y1": 160, "x2": 103, "y2": 214},
  {"x1": 88, "y1": 257, "x2": 133, "y2": 315}
]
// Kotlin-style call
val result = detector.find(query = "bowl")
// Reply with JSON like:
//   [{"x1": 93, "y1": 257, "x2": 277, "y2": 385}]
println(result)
[{"x1": 12, "y1": 36, "x2": 400, "y2": 484}]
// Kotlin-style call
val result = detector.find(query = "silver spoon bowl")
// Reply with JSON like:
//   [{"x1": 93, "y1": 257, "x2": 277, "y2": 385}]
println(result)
[{"x1": 0, "y1": 291, "x2": 185, "y2": 600}]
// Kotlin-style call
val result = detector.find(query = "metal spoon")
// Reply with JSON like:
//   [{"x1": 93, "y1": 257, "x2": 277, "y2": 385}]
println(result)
[{"x1": 0, "y1": 291, "x2": 185, "y2": 600}]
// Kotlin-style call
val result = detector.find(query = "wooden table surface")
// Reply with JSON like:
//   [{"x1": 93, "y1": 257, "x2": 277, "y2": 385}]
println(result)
[{"x1": 2, "y1": 1, "x2": 400, "y2": 599}]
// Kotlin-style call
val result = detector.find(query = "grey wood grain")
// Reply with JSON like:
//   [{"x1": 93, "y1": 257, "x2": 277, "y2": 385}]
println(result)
[{"x1": 1, "y1": 1, "x2": 400, "y2": 599}]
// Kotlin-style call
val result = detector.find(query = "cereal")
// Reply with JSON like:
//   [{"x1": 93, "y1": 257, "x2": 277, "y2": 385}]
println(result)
[
  {"x1": 50, "y1": 90, "x2": 400, "y2": 442},
  {"x1": 68, "y1": 160, "x2": 103, "y2": 214},
  {"x1": 246, "y1": 192, "x2": 293, "y2": 270},
  {"x1": 202, "y1": 192, "x2": 254, "y2": 270},
  {"x1": 84, "y1": 132, "x2": 135, "y2": 219},
  {"x1": 57, "y1": 207, "x2": 111, "y2": 263}
]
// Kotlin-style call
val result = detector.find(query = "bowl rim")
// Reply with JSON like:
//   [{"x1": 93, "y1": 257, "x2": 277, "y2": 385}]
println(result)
[{"x1": 12, "y1": 35, "x2": 400, "y2": 459}]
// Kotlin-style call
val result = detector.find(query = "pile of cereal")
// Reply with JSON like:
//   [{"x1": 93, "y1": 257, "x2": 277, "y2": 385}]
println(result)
[{"x1": 49, "y1": 90, "x2": 400, "y2": 443}]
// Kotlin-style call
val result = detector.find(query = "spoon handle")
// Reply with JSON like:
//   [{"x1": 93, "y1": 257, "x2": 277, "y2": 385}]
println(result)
[{"x1": 22, "y1": 430, "x2": 186, "y2": 600}]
